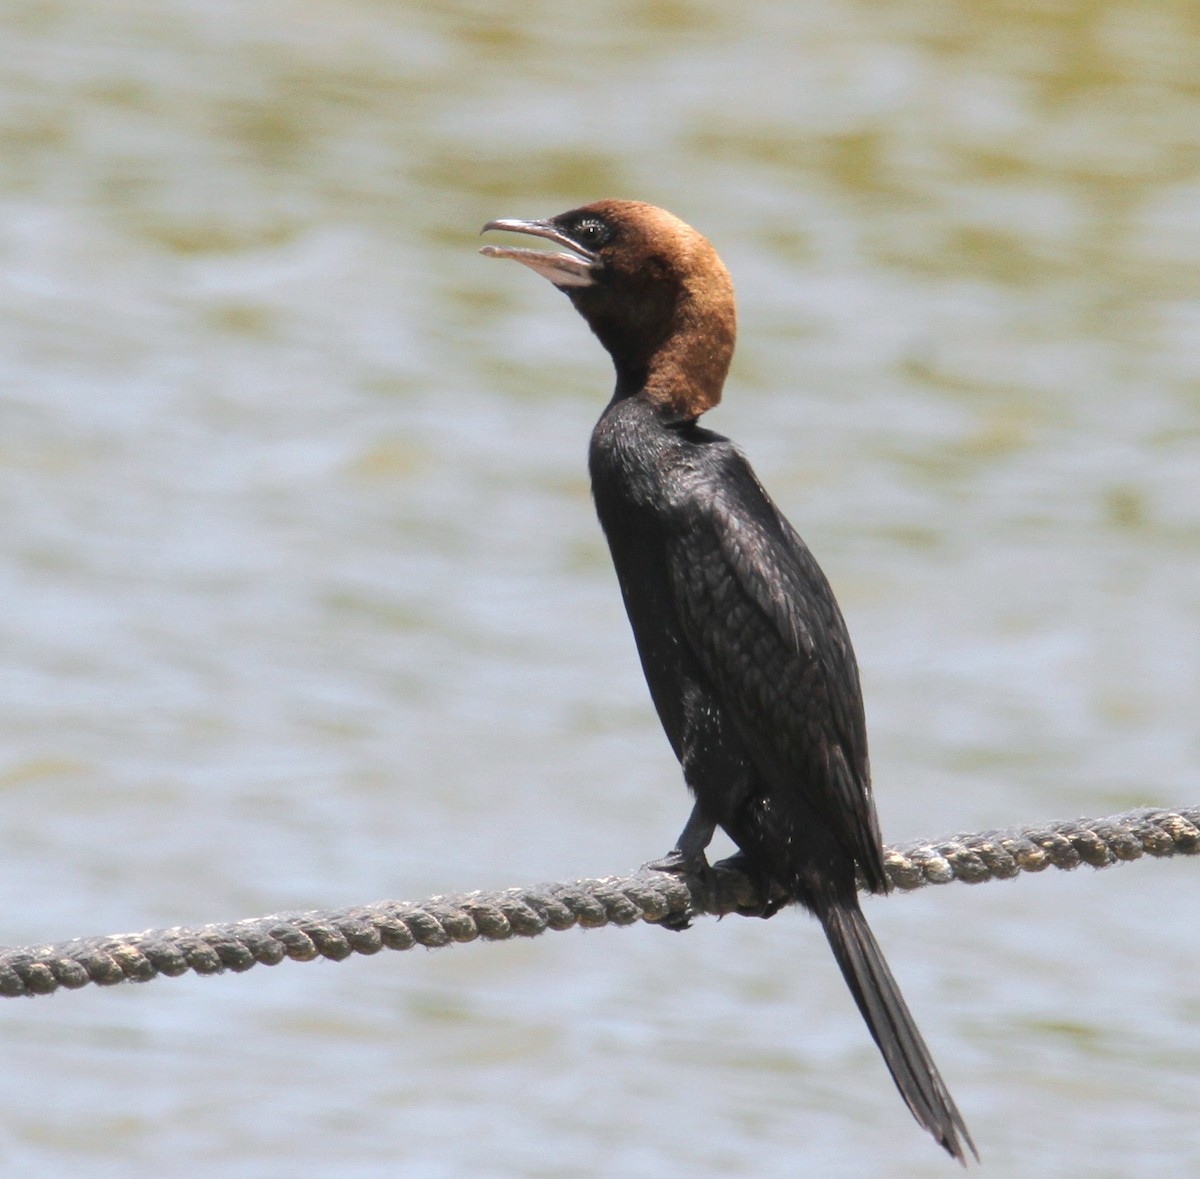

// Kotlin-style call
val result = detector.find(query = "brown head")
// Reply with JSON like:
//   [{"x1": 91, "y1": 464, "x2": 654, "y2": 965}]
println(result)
[{"x1": 481, "y1": 200, "x2": 736, "y2": 420}]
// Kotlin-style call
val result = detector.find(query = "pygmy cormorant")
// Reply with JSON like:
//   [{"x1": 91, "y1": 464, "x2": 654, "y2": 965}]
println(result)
[{"x1": 480, "y1": 200, "x2": 976, "y2": 1164}]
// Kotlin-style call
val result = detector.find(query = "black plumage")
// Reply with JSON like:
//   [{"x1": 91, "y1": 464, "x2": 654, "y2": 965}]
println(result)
[{"x1": 482, "y1": 200, "x2": 975, "y2": 1164}]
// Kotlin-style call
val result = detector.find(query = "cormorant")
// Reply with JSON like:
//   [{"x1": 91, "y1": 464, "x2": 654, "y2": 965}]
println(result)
[{"x1": 481, "y1": 200, "x2": 976, "y2": 1164}]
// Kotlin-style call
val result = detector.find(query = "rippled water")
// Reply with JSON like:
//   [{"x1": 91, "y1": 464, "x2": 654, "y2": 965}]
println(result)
[{"x1": 0, "y1": 2, "x2": 1197, "y2": 1176}]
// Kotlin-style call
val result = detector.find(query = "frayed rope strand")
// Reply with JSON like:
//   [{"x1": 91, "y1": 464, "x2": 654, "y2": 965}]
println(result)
[{"x1": 1, "y1": 806, "x2": 1195, "y2": 999}]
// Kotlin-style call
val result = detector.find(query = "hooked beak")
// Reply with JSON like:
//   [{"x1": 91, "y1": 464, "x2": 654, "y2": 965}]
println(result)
[{"x1": 479, "y1": 219, "x2": 597, "y2": 289}]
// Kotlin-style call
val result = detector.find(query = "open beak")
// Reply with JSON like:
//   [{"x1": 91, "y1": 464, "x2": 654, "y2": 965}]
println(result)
[{"x1": 479, "y1": 219, "x2": 597, "y2": 288}]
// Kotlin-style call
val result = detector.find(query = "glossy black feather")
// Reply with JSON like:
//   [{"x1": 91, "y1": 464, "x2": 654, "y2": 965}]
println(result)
[
  {"x1": 590, "y1": 394, "x2": 888, "y2": 889},
  {"x1": 590, "y1": 394, "x2": 975, "y2": 1164}
]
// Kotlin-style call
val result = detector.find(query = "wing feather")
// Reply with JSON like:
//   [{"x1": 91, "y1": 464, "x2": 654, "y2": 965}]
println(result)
[{"x1": 665, "y1": 458, "x2": 885, "y2": 883}]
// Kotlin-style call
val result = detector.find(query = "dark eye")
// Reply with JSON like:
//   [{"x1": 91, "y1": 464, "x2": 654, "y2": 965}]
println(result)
[{"x1": 572, "y1": 218, "x2": 611, "y2": 248}]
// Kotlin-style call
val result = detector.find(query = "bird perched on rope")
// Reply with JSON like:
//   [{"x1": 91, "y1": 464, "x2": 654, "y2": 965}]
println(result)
[{"x1": 481, "y1": 199, "x2": 976, "y2": 1164}]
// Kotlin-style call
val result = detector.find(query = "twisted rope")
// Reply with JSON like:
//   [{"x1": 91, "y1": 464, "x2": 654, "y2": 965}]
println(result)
[{"x1": 1, "y1": 806, "x2": 1195, "y2": 999}]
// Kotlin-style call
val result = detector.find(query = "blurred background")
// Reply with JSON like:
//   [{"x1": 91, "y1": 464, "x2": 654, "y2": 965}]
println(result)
[{"x1": 0, "y1": 1, "x2": 1197, "y2": 1175}]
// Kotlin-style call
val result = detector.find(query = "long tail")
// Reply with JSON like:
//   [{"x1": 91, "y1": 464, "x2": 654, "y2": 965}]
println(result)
[{"x1": 818, "y1": 900, "x2": 977, "y2": 1165}]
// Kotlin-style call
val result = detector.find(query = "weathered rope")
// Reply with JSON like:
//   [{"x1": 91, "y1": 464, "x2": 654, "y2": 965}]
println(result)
[{"x1": 1, "y1": 806, "x2": 1194, "y2": 999}]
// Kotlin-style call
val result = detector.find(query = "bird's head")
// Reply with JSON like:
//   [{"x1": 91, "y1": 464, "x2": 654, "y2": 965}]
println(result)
[{"x1": 481, "y1": 200, "x2": 736, "y2": 419}]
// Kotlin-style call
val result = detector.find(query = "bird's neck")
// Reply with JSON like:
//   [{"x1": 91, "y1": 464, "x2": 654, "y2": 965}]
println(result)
[{"x1": 615, "y1": 301, "x2": 735, "y2": 423}]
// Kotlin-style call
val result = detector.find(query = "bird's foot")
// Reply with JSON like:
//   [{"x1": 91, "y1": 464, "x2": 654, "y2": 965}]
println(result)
[
  {"x1": 642, "y1": 847, "x2": 706, "y2": 876},
  {"x1": 710, "y1": 851, "x2": 787, "y2": 919},
  {"x1": 641, "y1": 848, "x2": 716, "y2": 931}
]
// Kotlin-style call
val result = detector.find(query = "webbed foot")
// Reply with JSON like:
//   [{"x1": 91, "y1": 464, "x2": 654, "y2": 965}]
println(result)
[
  {"x1": 641, "y1": 848, "x2": 716, "y2": 931},
  {"x1": 711, "y1": 851, "x2": 787, "y2": 919}
]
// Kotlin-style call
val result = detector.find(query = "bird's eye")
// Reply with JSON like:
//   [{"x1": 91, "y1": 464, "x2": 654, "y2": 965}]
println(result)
[{"x1": 572, "y1": 218, "x2": 610, "y2": 248}]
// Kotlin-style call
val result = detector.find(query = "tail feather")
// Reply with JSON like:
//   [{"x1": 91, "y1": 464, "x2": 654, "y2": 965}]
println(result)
[{"x1": 819, "y1": 901, "x2": 977, "y2": 1165}]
